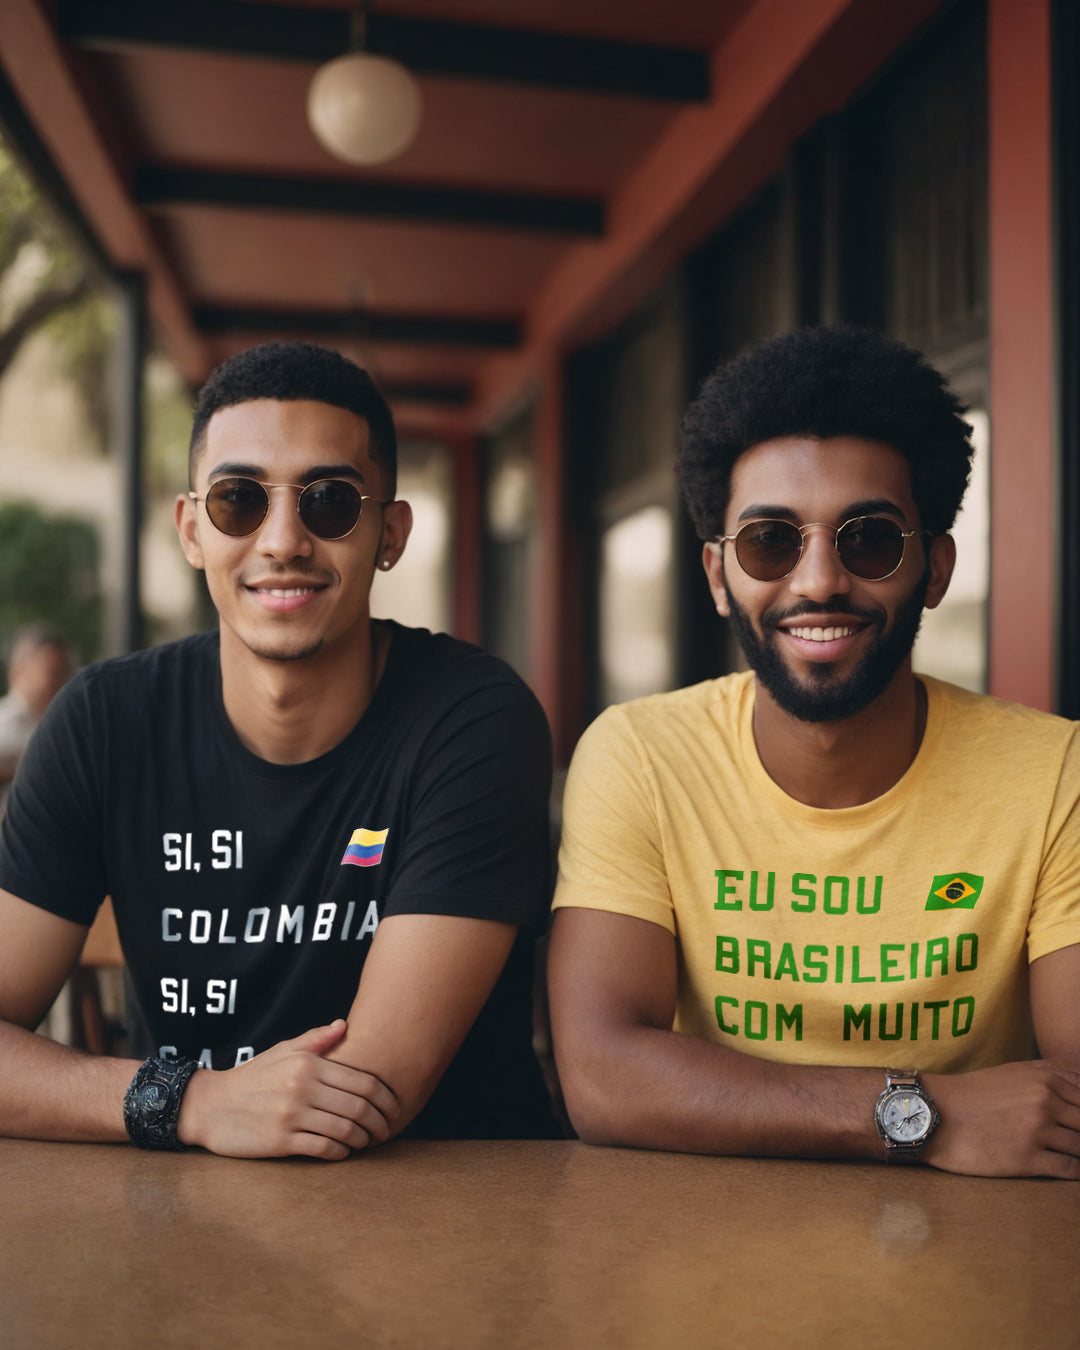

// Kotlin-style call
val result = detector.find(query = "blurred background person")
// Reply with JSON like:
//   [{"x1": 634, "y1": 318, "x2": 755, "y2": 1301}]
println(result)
[{"x1": 0, "y1": 623, "x2": 71, "y2": 808}]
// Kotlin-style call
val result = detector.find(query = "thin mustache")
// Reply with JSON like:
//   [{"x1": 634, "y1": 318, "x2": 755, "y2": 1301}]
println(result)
[{"x1": 764, "y1": 602, "x2": 881, "y2": 626}]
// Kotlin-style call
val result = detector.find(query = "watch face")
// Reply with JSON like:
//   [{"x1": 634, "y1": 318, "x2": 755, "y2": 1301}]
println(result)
[{"x1": 881, "y1": 1090, "x2": 932, "y2": 1144}]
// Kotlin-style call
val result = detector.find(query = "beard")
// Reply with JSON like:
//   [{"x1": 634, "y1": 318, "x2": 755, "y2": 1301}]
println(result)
[{"x1": 724, "y1": 570, "x2": 929, "y2": 724}]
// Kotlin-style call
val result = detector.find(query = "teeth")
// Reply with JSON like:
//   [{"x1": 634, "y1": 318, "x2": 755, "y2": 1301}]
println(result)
[
  {"x1": 788, "y1": 625, "x2": 856, "y2": 642},
  {"x1": 261, "y1": 588, "x2": 312, "y2": 598}
]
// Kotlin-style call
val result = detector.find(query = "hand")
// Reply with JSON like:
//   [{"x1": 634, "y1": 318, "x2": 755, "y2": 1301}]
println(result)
[
  {"x1": 177, "y1": 1019, "x2": 399, "y2": 1160},
  {"x1": 921, "y1": 1059, "x2": 1080, "y2": 1179}
]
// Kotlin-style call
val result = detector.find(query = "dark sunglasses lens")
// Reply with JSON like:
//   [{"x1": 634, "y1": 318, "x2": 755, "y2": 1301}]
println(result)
[
  {"x1": 298, "y1": 479, "x2": 364, "y2": 539},
  {"x1": 836, "y1": 517, "x2": 905, "y2": 579},
  {"x1": 736, "y1": 520, "x2": 803, "y2": 580},
  {"x1": 205, "y1": 478, "x2": 269, "y2": 536}
]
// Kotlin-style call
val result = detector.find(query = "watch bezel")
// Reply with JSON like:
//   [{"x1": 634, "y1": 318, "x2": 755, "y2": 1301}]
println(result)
[{"x1": 874, "y1": 1069, "x2": 941, "y2": 1161}]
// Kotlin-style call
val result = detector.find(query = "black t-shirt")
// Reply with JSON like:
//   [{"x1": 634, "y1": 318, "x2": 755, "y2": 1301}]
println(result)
[{"x1": 0, "y1": 623, "x2": 559, "y2": 1138}]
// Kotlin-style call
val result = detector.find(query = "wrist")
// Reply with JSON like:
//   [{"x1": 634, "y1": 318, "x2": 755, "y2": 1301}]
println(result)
[{"x1": 175, "y1": 1064, "x2": 213, "y2": 1148}]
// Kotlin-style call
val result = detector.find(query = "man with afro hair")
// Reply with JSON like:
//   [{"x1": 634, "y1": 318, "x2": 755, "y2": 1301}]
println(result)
[
  {"x1": 550, "y1": 326, "x2": 1080, "y2": 1178},
  {"x1": 0, "y1": 340, "x2": 558, "y2": 1158}
]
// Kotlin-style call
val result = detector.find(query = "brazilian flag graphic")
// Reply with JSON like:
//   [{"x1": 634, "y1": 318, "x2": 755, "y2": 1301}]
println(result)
[{"x1": 925, "y1": 873, "x2": 984, "y2": 911}]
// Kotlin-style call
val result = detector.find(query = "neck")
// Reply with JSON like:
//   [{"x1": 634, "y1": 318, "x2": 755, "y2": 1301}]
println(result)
[
  {"x1": 751, "y1": 665, "x2": 926, "y2": 808},
  {"x1": 219, "y1": 621, "x2": 390, "y2": 764}
]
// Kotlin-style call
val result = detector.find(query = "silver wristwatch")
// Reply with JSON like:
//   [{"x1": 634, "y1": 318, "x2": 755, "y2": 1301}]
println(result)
[{"x1": 874, "y1": 1068, "x2": 940, "y2": 1164}]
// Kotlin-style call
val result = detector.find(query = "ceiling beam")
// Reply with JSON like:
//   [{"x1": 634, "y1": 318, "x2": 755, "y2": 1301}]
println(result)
[
  {"x1": 135, "y1": 167, "x2": 604, "y2": 236},
  {"x1": 193, "y1": 306, "x2": 520, "y2": 349},
  {"x1": 380, "y1": 380, "x2": 471, "y2": 407},
  {"x1": 57, "y1": 0, "x2": 710, "y2": 101}
]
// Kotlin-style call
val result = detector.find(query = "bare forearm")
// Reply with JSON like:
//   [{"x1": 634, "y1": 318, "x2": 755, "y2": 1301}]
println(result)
[
  {"x1": 559, "y1": 1023, "x2": 884, "y2": 1160},
  {"x1": 0, "y1": 1019, "x2": 139, "y2": 1143}
]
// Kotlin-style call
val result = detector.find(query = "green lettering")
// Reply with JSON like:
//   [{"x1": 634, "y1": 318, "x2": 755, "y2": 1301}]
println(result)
[
  {"x1": 911, "y1": 1001, "x2": 920, "y2": 1039},
  {"x1": 956, "y1": 933, "x2": 978, "y2": 972},
  {"x1": 843, "y1": 1004, "x2": 871, "y2": 1040},
  {"x1": 880, "y1": 944, "x2": 904, "y2": 983},
  {"x1": 952, "y1": 996, "x2": 975, "y2": 1036},
  {"x1": 851, "y1": 946, "x2": 876, "y2": 983},
  {"x1": 715, "y1": 996, "x2": 739, "y2": 1035},
  {"x1": 776, "y1": 1003, "x2": 803, "y2": 1041},
  {"x1": 774, "y1": 943, "x2": 800, "y2": 982},
  {"x1": 909, "y1": 942, "x2": 919, "y2": 980},
  {"x1": 835, "y1": 945, "x2": 845, "y2": 982},
  {"x1": 802, "y1": 945, "x2": 828, "y2": 983},
  {"x1": 714, "y1": 870, "x2": 743, "y2": 910},
  {"x1": 925, "y1": 938, "x2": 949, "y2": 977},
  {"x1": 747, "y1": 939, "x2": 771, "y2": 978},
  {"x1": 744, "y1": 1001, "x2": 768, "y2": 1040},
  {"x1": 791, "y1": 873, "x2": 816, "y2": 913},
  {"x1": 748, "y1": 870, "x2": 776, "y2": 912},
  {"x1": 878, "y1": 1003, "x2": 904, "y2": 1040},
  {"x1": 924, "y1": 1000, "x2": 948, "y2": 1039},
  {"x1": 856, "y1": 875, "x2": 883, "y2": 914},
  {"x1": 715, "y1": 936, "x2": 740, "y2": 974},
  {"x1": 823, "y1": 875, "x2": 849, "y2": 915}
]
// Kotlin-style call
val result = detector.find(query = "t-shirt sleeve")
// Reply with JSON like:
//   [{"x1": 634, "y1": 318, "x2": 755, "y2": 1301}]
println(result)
[
  {"x1": 552, "y1": 705, "x2": 676, "y2": 935},
  {"x1": 1026, "y1": 724, "x2": 1080, "y2": 963},
  {"x1": 0, "y1": 672, "x2": 107, "y2": 925},
  {"x1": 381, "y1": 679, "x2": 554, "y2": 929}
]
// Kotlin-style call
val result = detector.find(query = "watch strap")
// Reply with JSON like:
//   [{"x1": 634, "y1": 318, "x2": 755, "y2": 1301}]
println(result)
[{"x1": 123, "y1": 1055, "x2": 198, "y2": 1151}]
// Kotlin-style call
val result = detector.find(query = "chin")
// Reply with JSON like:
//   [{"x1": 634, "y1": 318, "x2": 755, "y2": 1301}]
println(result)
[{"x1": 243, "y1": 636, "x2": 326, "y2": 663}]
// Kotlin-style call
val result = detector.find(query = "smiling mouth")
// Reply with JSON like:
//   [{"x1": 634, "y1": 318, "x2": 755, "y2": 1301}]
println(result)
[
  {"x1": 786, "y1": 624, "x2": 860, "y2": 642},
  {"x1": 255, "y1": 586, "x2": 319, "y2": 598}
]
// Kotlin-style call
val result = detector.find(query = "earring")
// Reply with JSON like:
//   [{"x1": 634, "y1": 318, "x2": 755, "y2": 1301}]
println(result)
[{"x1": 381, "y1": 559, "x2": 392, "y2": 570}]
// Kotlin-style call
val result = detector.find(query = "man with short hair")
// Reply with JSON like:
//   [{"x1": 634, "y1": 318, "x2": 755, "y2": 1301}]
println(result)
[
  {"x1": 0, "y1": 340, "x2": 557, "y2": 1157},
  {"x1": 549, "y1": 326, "x2": 1080, "y2": 1179}
]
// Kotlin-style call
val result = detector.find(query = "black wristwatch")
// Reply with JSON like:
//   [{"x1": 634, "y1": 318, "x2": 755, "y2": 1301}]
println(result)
[{"x1": 874, "y1": 1068, "x2": 940, "y2": 1164}]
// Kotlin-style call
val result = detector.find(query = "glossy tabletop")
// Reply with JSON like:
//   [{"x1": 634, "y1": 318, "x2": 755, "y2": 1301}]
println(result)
[{"x1": 2, "y1": 1138, "x2": 1077, "y2": 1349}]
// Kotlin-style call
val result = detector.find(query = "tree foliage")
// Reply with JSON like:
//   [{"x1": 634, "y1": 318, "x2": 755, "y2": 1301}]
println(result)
[
  {"x1": 0, "y1": 499, "x2": 103, "y2": 677},
  {"x1": 0, "y1": 137, "x2": 112, "y2": 446}
]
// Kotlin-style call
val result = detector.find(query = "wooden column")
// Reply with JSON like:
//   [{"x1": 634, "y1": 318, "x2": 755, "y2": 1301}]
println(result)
[
  {"x1": 987, "y1": 0, "x2": 1055, "y2": 709},
  {"x1": 114, "y1": 269, "x2": 146, "y2": 655},
  {"x1": 450, "y1": 431, "x2": 482, "y2": 645}
]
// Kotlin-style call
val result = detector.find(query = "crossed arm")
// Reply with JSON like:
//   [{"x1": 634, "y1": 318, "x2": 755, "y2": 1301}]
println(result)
[
  {"x1": 0, "y1": 887, "x2": 517, "y2": 1160},
  {"x1": 548, "y1": 906, "x2": 1080, "y2": 1179}
]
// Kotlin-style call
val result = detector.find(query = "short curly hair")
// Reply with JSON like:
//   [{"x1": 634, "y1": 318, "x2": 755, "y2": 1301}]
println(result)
[
  {"x1": 189, "y1": 341, "x2": 397, "y2": 494},
  {"x1": 677, "y1": 326, "x2": 973, "y2": 540}
]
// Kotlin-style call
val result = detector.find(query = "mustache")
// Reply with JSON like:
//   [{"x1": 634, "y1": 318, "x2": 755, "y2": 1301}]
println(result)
[{"x1": 762, "y1": 600, "x2": 883, "y2": 628}]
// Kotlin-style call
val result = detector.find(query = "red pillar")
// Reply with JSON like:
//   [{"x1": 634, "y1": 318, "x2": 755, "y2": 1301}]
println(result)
[
  {"x1": 451, "y1": 431, "x2": 482, "y2": 646},
  {"x1": 987, "y1": 0, "x2": 1055, "y2": 709}
]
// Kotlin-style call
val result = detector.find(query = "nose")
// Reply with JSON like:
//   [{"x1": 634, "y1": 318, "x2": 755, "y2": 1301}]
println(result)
[
  {"x1": 255, "y1": 485, "x2": 313, "y2": 560},
  {"x1": 788, "y1": 524, "x2": 851, "y2": 601}
]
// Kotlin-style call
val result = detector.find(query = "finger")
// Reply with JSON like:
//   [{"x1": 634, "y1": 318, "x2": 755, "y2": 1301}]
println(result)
[
  {"x1": 1033, "y1": 1145, "x2": 1080, "y2": 1181},
  {"x1": 299, "y1": 1108, "x2": 377, "y2": 1152},
  {"x1": 1043, "y1": 1123, "x2": 1080, "y2": 1160},
  {"x1": 310, "y1": 1083, "x2": 393, "y2": 1143},
  {"x1": 287, "y1": 1019, "x2": 349, "y2": 1056},
  {"x1": 320, "y1": 1062, "x2": 399, "y2": 1120},
  {"x1": 286, "y1": 1131, "x2": 352, "y2": 1162}
]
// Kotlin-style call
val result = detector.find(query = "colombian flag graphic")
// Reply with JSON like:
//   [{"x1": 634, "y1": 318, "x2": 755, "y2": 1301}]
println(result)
[{"x1": 341, "y1": 827, "x2": 389, "y2": 868}]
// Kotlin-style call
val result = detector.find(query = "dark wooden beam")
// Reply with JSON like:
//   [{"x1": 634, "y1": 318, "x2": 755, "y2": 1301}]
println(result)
[
  {"x1": 57, "y1": 0, "x2": 710, "y2": 101},
  {"x1": 135, "y1": 167, "x2": 604, "y2": 236},
  {"x1": 193, "y1": 306, "x2": 520, "y2": 349},
  {"x1": 380, "y1": 380, "x2": 471, "y2": 407}
]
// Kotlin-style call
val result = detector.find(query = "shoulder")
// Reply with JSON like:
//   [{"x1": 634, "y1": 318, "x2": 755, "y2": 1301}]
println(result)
[
  {"x1": 574, "y1": 670, "x2": 752, "y2": 759},
  {"x1": 46, "y1": 632, "x2": 219, "y2": 728},
  {"x1": 924, "y1": 676, "x2": 1078, "y2": 759},
  {"x1": 381, "y1": 622, "x2": 545, "y2": 721}
]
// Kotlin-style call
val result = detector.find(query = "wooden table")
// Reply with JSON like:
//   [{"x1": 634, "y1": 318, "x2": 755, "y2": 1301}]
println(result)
[{"x1": 2, "y1": 1138, "x2": 1077, "y2": 1349}]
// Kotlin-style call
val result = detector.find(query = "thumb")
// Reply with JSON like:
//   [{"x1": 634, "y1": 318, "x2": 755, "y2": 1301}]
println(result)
[{"x1": 291, "y1": 1018, "x2": 349, "y2": 1054}]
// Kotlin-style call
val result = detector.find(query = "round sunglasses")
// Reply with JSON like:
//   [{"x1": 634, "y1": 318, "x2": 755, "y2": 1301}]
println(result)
[
  {"x1": 719, "y1": 515, "x2": 925, "y2": 582},
  {"x1": 190, "y1": 477, "x2": 388, "y2": 540}
]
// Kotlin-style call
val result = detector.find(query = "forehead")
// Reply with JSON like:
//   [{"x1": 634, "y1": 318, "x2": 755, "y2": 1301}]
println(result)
[
  {"x1": 196, "y1": 398, "x2": 373, "y2": 482},
  {"x1": 727, "y1": 435, "x2": 917, "y2": 524}
]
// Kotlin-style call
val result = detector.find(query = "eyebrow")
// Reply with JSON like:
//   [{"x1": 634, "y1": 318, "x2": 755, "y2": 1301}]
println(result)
[
  {"x1": 207, "y1": 462, "x2": 366, "y2": 485},
  {"x1": 735, "y1": 498, "x2": 908, "y2": 524}
]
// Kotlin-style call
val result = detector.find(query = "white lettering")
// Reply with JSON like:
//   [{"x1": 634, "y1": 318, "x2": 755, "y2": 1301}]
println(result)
[
  {"x1": 313, "y1": 902, "x2": 336, "y2": 941},
  {"x1": 357, "y1": 900, "x2": 379, "y2": 939},
  {"x1": 276, "y1": 905, "x2": 304, "y2": 944},
  {"x1": 189, "y1": 910, "x2": 212, "y2": 944},
  {"x1": 244, "y1": 907, "x2": 270, "y2": 943},
  {"x1": 234, "y1": 1046, "x2": 254, "y2": 1066},
  {"x1": 217, "y1": 909, "x2": 237, "y2": 944},
  {"x1": 162, "y1": 908, "x2": 182, "y2": 942}
]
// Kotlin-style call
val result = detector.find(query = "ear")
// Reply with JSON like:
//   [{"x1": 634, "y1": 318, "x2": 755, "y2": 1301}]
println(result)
[
  {"x1": 175, "y1": 492, "x2": 205, "y2": 571},
  {"x1": 703, "y1": 541, "x2": 730, "y2": 617},
  {"x1": 923, "y1": 532, "x2": 956, "y2": 610},
  {"x1": 377, "y1": 499, "x2": 413, "y2": 571}
]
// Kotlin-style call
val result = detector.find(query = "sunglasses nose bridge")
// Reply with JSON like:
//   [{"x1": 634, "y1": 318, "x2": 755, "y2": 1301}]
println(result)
[
  {"x1": 254, "y1": 482, "x2": 314, "y2": 553},
  {"x1": 786, "y1": 522, "x2": 852, "y2": 595}
]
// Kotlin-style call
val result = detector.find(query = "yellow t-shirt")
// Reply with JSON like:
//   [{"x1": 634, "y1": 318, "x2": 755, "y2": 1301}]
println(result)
[{"x1": 553, "y1": 673, "x2": 1080, "y2": 1071}]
